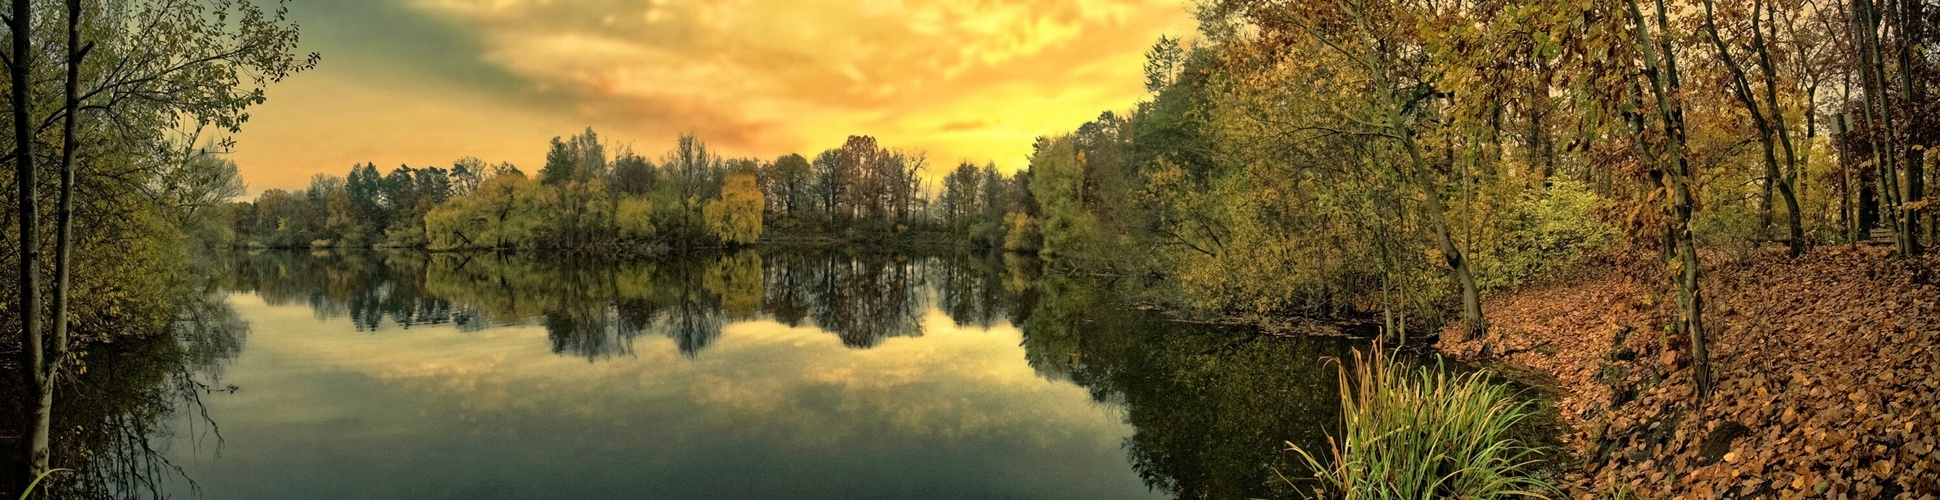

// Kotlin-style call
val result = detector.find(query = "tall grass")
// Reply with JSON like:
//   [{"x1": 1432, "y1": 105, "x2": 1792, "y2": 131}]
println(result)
[{"x1": 1284, "y1": 347, "x2": 1556, "y2": 499}]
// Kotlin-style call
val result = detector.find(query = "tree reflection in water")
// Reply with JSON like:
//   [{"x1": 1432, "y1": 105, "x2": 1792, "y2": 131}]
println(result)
[
  {"x1": 1019, "y1": 274, "x2": 1358, "y2": 499},
  {"x1": 12, "y1": 278, "x2": 252, "y2": 499},
  {"x1": 214, "y1": 249, "x2": 1040, "y2": 359},
  {"x1": 38, "y1": 249, "x2": 1390, "y2": 500}
]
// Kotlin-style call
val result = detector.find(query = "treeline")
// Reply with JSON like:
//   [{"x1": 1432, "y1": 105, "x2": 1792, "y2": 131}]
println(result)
[
  {"x1": 222, "y1": 131, "x2": 1041, "y2": 251},
  {"x1": 1014, "y1": 0, "x2": 1937, "y2": 394}
]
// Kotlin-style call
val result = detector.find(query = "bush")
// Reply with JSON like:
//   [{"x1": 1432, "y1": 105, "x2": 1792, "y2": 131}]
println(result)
[
  {"x1": 615, "y1": 197, "x2": 651, "y2": 231},
  {"x1": 1286, "y1": 347, "x2": 1556, "y2": 499},
  {"x1": 1476, "y1": 179, "x2": 1616, "y2": 291}
]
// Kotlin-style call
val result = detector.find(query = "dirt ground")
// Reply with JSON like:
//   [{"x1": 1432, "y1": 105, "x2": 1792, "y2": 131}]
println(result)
[{"x1": 1439, "y1": 246, "x2": 1940, "y2": 499}]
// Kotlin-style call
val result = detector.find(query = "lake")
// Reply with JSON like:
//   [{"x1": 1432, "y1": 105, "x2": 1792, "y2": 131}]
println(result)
[{"x1": 77, "y1": 249, "x2": 1367, "y2": 499}]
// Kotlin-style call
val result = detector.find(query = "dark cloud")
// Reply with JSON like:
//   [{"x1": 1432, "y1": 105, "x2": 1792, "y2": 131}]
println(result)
[{"x1": 285, "y1": 0, "x2": 526, "y2": 93}]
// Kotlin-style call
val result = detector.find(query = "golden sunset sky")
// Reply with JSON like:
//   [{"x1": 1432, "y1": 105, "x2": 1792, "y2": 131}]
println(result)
[{"x1": 229, "y1": 0, "x2": 1195, "y2": 193}]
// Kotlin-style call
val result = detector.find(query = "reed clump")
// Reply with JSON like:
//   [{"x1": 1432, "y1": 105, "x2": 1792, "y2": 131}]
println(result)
[{"x1": 1286, "y1": 347, "x2": 1556, "y2": 499}]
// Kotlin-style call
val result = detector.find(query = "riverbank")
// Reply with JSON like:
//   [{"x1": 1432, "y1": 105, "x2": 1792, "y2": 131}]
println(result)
[
  {"x1": 231, "y1": 230, "x2": 979, "y2": 254},
  {"x1": 756, "y1": 229, "x2": 975, "y2": 250},
  {"x1": 1438, "y1": 246, "x2": 1940, "y2": 498}
]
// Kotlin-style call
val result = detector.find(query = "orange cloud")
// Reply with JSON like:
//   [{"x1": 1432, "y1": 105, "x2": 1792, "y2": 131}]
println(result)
[{"x1": 229, "y1": 0, "x2": 1192, "y2": 192}]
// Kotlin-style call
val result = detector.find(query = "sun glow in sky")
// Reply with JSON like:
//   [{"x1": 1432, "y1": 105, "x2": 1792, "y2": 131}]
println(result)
[{"x1": 229, "y1": 0, "x2": 1194, "y2": 193}]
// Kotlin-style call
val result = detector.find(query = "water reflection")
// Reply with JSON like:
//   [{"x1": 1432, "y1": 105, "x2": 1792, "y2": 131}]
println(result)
[
  {"x1": 166, "y1": 249, "x2": 1158, "y2": 499},
  {"x1": 34, "y1": 249, "x2": 1382, "y2": 499},
  {"x1": 217, "y1": 250, "x2": 1043, "y2": 359},
  {"x1": 1022, "y1": 275, "x2": 1353, "y2": 498},
  {"x1": 19, "y1": 280, "x2": 251, "y2": 499}
]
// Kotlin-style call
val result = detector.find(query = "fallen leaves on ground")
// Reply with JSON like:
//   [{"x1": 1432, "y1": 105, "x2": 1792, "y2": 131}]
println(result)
[{"x1": 1439, "y1": 246, "x2": 1940, "y2": 499}]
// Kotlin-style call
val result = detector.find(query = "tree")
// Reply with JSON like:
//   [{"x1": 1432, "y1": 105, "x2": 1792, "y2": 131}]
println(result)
[
  {"x1": 942, "y1": 161, "x2": 984, "y2": 233},
  {"x1": 9, "y1": 0, "x2": 312, "y2": 483},
  {"x1": 612, "y1": 147, "x2": 656, "y2": 196},
  {"x1": 812, "y1": 148, "x2": 845, "y2": 224},
  {"x1": 1622, "y1": 0, "x2": 1715, "y2": 395},
  {"x1": 346, "y1": 162, "x2": 385, "y2": 236},
  {"x1": 572, "y1": 127, "x2": 608, "y2": 180},
  {"x1": 451, "y1": 157, "x2": 487, "y2": 196},
  {"x1": 10, "y1": 0, "x2": 47, "y2": 478},
  {"x1": 383, "y1": 165, "x2": 420, "y2": 218},
  {"x1": 1700, "y1": 0, "x2": 1806, "y2": 256},
  {"x1": 1202, "y1": 0, "x2": 1489, "y2": 338},
  {"x1": 425, "y1": 170, "x2": 541, "y2": 250},
  {"x1": 1845, "y1": 0, "x2": 1928, "y2": 256},
  {"x1": 151, "y1": 149, "x2": 246, "y2": 227},
  {"x1": 663, "y1": 133, "x2": 717, "y2": 241},
  {"x1": 769, "y1": 153, "x2": 811, "y2": 220},
  {"x1": 416, "y1": 166, "x2": 452, "y2": 206},
  {"x1": 1030, "y1": 135, "x2": 1096, "y2": 257},
  {"x1": 889, "y1": 149, "x2": 927, "y2": 228},
  {"x1": 705, "y1": 172, "x2": 765, "y2": 245},
  {"x1": 540, "y1": 136, "x2": 576, "y2": 186},
  {"x1": 839, "y1": 135, "x2": 888, "y2": 223}
]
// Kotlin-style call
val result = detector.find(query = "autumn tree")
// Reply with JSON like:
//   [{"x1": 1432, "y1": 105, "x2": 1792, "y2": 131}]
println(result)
[
  {"x1": 662, "y1": 133, "x2": 719, "y2": 240},
  {"x1": 706, "y1": 171, "x2": 765, "y2": 245},
  {"x1": 812, "y1": 148, "x2": 846, "y2": 225},
  {"x1": 768, "y1": 153, "x2": 812, "y2": 221},
  {"x1": 7, "y1": 0, "x2": 312, "y2": 482},
  {"x1": 451, "y1": 157, "x2": 487, "y2": 196},
  {"x1": 1700, "y1": 0, "x2": 1807, "y2": 256},
  {"x1": 941, "y1": 161, "x2": 983, "y2": 234},
  {"x1": 612, "y1": 147, "x2": 656, "y2": 196},
  {"x1": 1200, "y1": 0, "x2": 1489, "y2": 337}
]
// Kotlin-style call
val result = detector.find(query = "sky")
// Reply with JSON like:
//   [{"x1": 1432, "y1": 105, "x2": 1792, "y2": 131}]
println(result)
[{"x1": 228, "y1": 0, "x2": 1196, "y2": 194}]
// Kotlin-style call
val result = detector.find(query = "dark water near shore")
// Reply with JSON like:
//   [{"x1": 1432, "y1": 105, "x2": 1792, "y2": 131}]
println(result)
[{"x1": 49, "y1": 249, "x2": 1375, "y2": 499}]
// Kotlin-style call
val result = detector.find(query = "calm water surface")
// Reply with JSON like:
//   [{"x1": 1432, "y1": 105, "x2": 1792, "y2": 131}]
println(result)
[{"x1": 124, "y1": 249, "x2": 1361, "y2": 499}]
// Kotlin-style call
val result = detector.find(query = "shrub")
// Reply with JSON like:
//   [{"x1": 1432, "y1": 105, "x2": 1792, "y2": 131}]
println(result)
[{"x1": 1476, "y1": 179, "x2": 1616, "y2": 291}]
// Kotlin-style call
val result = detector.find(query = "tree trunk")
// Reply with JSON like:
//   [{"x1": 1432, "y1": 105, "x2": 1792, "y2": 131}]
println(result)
[
  {"x1": 35, "y1": 0, "x2": 88, "y2": 488},
  {"x1": 11, "y1": 0, "x2": 51, "y2": 485},
  {"x1": 1890, "y1": 0, "x2": 1924, "y2": 254},
  {"x1": 1403, "y1": 136, "x2": 1485, "y2": 341},
  {"x1": 1853, "y1": 0, "x2": 1909, "y2": 256},
  {"x1": 1703, "y1": 0, "x2": 1804, "y2": 257},
  {"x1": 1629, "y1": 0, "x2": 1713, "y2": 396},
  {"x1": 1752, "y1": 1, "x2": 1804, "y2": 256}
]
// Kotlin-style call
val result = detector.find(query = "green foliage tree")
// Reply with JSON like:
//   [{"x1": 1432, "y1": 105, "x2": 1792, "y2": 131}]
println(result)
[
  {"x1": 612, "y1": 148, "x2": 656, "y2": 196},
  {"x1": 1028, "y1": 135, "x2": 1097, "y2": 258}
]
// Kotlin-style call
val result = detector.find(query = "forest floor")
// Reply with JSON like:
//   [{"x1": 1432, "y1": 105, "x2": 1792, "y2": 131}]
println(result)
[{"x1": 1438, "y1": 245, "x2": 1940, "y2": 499}]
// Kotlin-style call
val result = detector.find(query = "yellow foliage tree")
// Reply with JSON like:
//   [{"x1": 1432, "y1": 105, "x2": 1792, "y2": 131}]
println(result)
[
  {"x1": 704, "y1": 172, "x2": 765, "y2": 245},
  {"x1": 616, "y1": 197, "x2": 655, "y2": 241},
  {"x1": 425, "y1": 172, "x2": 541, "y2": 250}
]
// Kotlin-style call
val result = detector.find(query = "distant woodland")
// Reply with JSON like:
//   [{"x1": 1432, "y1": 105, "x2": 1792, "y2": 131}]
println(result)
[{"x1": 212, "y1": 130, "x2": 1039, "y2": 252}]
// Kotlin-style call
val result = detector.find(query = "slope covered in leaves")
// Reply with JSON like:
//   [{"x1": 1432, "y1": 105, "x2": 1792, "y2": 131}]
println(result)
[{"x1": 1440, "y1": 247, "x2": 1940, "y2": 498}]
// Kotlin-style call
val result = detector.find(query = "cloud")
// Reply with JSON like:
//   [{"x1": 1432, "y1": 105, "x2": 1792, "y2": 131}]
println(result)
[
  {"x1": 937, "y1": 120, "x2": 991, "y2": 133},
  {"x1": 219, "y1": 293, "x2": 1129, "y2": 450},
  {"x1": 405, "y1": 0, "x2": 1188, "y2": 161},
  {"x1": 229, "y1": 0, "x2": 1191, "y2": 191}
]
